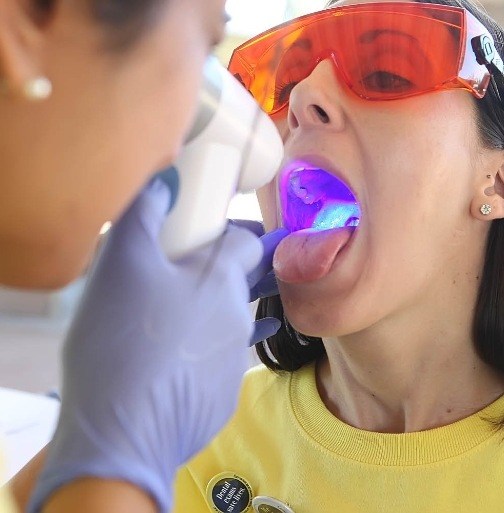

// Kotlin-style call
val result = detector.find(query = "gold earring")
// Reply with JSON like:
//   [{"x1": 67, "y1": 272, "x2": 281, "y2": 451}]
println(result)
[
  {"x1": 480, "y1": 204, "x2": 492, "y2": 216},
  {"x1": 22, "y1": 76, "x2": 52, "y2": 101}
]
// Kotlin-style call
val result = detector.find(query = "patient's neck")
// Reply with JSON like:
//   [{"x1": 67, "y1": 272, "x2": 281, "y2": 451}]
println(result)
[{"x1": 317, "y1": 311, "x2": 504, "y2": 434}]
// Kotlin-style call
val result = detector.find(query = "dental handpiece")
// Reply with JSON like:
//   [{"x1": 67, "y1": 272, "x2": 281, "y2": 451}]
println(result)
[{"x1": 160, "y1": 57, "x2": 284, "y2": 260}]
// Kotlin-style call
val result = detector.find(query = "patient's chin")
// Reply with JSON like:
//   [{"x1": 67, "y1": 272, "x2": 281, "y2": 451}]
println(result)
[
  {"x1": 279, "y1": 287, "x2": 374, "y2": 340},
  {"x1": 281, "y1": 299, "x2": 337, "y2": 339}
]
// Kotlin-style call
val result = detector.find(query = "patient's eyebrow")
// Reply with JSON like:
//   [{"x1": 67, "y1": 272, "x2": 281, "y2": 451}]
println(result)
[
  {"x1": 359, "y1": 29, "x2": 419, "y2": 45},
  {"x1": 290, "y1": 38, "x2": 313, "y2": 51},
  {"x1": 275, "y1": 37, "x2": 312, "y2": 66}
]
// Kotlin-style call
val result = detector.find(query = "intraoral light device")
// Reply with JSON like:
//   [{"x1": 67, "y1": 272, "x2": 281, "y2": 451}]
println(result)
[{"x1": 161, "y1": 57, "x2": 284, "y2": 260}]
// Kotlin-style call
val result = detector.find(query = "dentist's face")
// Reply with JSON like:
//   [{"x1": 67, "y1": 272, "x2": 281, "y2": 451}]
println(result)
[
  {"x1": 0, "y1": 0, "x2": 226, "y2": 288},
  {"x1": 257, "y1": 54, "x2": 491, "y2": 338}
]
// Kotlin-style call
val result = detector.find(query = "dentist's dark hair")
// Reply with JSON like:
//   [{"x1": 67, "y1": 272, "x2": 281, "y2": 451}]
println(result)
[
  {"x1": 256, "y1": 0, "x2": 504, "y2": 373},
  {"x1": 34, "y1": 0, "x2": 162, "y2": 49}
]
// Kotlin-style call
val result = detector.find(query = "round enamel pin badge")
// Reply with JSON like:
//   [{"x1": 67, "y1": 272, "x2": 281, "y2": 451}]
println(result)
[
  {"x1": 252, "y1": 496, "x2": 296, "y2": 513},
  {"x1": 206, "y1": 472, "x2": 253, "y2": 513}
]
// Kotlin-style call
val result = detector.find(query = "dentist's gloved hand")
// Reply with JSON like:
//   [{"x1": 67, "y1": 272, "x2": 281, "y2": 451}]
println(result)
[
  {"x1": 230, "y1": 219, "x2": 288, "y2": 344},
  {"x1": 28, "y1": 179, "x2": 270, "y2": 513}
]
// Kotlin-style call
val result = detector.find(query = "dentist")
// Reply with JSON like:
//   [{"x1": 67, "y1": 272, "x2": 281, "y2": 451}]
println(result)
[{"x1": 0, "y1": 0, "x2": 284, "y2": 512}]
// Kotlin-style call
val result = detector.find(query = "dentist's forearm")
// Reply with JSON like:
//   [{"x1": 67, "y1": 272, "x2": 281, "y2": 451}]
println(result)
[
  {"x1": 8, "y1": 446, "x2": 48, "y2": 513},
  {"x1": 41, "y1": 479, "x2": 158, "y2": 513},
  {"x1": 10, "y1": 446, "x2": 161, "y2": 513}
]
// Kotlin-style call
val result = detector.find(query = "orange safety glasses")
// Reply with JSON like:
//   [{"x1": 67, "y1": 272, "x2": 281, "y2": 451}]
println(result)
[{"x1": 228, "y1": 2, "x2": 504, "y2": 115}]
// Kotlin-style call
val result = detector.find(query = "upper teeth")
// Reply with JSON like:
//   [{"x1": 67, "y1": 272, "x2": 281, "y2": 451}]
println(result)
[{"x1": 290, "y1": 174, "x2": 317, "y2": 205}]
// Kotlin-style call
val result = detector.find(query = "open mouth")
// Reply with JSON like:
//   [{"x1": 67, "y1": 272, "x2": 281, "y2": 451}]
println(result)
[
  {"x1": 278, "y1": 162, "x2": 361, "y2": 232},
  {"x1": 273, "y1": 161, "x2": 361, "y2": 283}
]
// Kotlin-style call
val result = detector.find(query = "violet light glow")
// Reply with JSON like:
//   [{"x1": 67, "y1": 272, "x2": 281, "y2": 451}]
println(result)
[{"x1": 279, "y1": 164, "x2": 361, "y2": 232}]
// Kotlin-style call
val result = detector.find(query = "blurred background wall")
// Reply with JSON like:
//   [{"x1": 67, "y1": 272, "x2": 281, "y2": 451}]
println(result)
[{"x1": 484, "y1": 1, "x2": 504, "y2": 25}]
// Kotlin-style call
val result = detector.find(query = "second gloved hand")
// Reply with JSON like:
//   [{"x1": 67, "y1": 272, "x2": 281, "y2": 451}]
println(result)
[
  {"x1": 29, "y1": 179, "x2": 266, "y2": 513},
  {"x1": 230, "y1": 219, "x2": 288, "y2": 345}
]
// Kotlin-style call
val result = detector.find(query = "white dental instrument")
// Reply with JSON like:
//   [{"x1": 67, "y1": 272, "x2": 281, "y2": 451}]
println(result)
[{"x1": 160, "y1": 57, "x2": 284, "y2": 260}]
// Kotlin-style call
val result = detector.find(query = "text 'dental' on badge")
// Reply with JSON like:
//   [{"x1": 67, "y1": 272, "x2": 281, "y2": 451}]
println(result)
[{"x1": 207, "y1": 472, "x2": 253, "y2": 513}]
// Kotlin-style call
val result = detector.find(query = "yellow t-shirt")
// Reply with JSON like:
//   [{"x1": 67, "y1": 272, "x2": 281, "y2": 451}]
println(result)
[{"x1": 174, "y1": 363, "x2": 504, "y2": 513}]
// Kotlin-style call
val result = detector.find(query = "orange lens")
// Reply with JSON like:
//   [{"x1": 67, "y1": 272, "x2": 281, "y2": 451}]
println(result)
[{"x1": 228, "y1": 2, "x2": 494, "y2": 114}]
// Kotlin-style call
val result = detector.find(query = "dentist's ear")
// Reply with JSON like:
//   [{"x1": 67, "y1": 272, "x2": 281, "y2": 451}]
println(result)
[
  {"x1": 0, "y1": 0, "x2": 53, "y2": 100},
  {"x1": 471, "y1": 162, "x2": 504, "y2": 221}
]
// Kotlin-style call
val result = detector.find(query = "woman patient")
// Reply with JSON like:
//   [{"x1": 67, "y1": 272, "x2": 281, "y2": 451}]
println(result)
[
  {"x1": 173, "y1": 0, "x2": 504, "y2": 511},
  {"x1": 11, "y1": 0, "x2": 504, "y2": 511}
]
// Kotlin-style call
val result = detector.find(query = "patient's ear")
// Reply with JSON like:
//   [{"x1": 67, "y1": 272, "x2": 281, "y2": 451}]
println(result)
[
  {"x1": 0, "y1": 0, "x2": 54, "y2": 99},
  {"x1": 471, "y1": 160, "x2": 504, "y2": 221}
]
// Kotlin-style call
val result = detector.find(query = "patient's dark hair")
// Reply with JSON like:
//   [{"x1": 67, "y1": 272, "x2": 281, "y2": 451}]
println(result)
[{"x1": 256, "y1": 0, "x2": 504, "y2": 374}]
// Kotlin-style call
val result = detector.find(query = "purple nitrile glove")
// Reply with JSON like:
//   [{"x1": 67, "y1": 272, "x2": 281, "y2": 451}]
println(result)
[
  {"x1": 229, "y1": 219, "x2": 288, "y2": 344},
  {"x1": 29, "y1": 180, "x2": 266, "y2": 513}
]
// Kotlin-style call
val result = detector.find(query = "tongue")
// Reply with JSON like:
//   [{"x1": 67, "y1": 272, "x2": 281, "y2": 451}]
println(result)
[{"x1": 273, "y1": 227, "x2": 353, "y2": 283}]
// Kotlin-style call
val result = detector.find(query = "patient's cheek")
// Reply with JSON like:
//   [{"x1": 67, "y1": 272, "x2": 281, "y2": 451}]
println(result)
[
  {"x1": 257, "y1": 115, "x2": 287, "y2": 232},
  {"x1": 256, "y1": 182, "x2": 278, "y2": 231}
]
